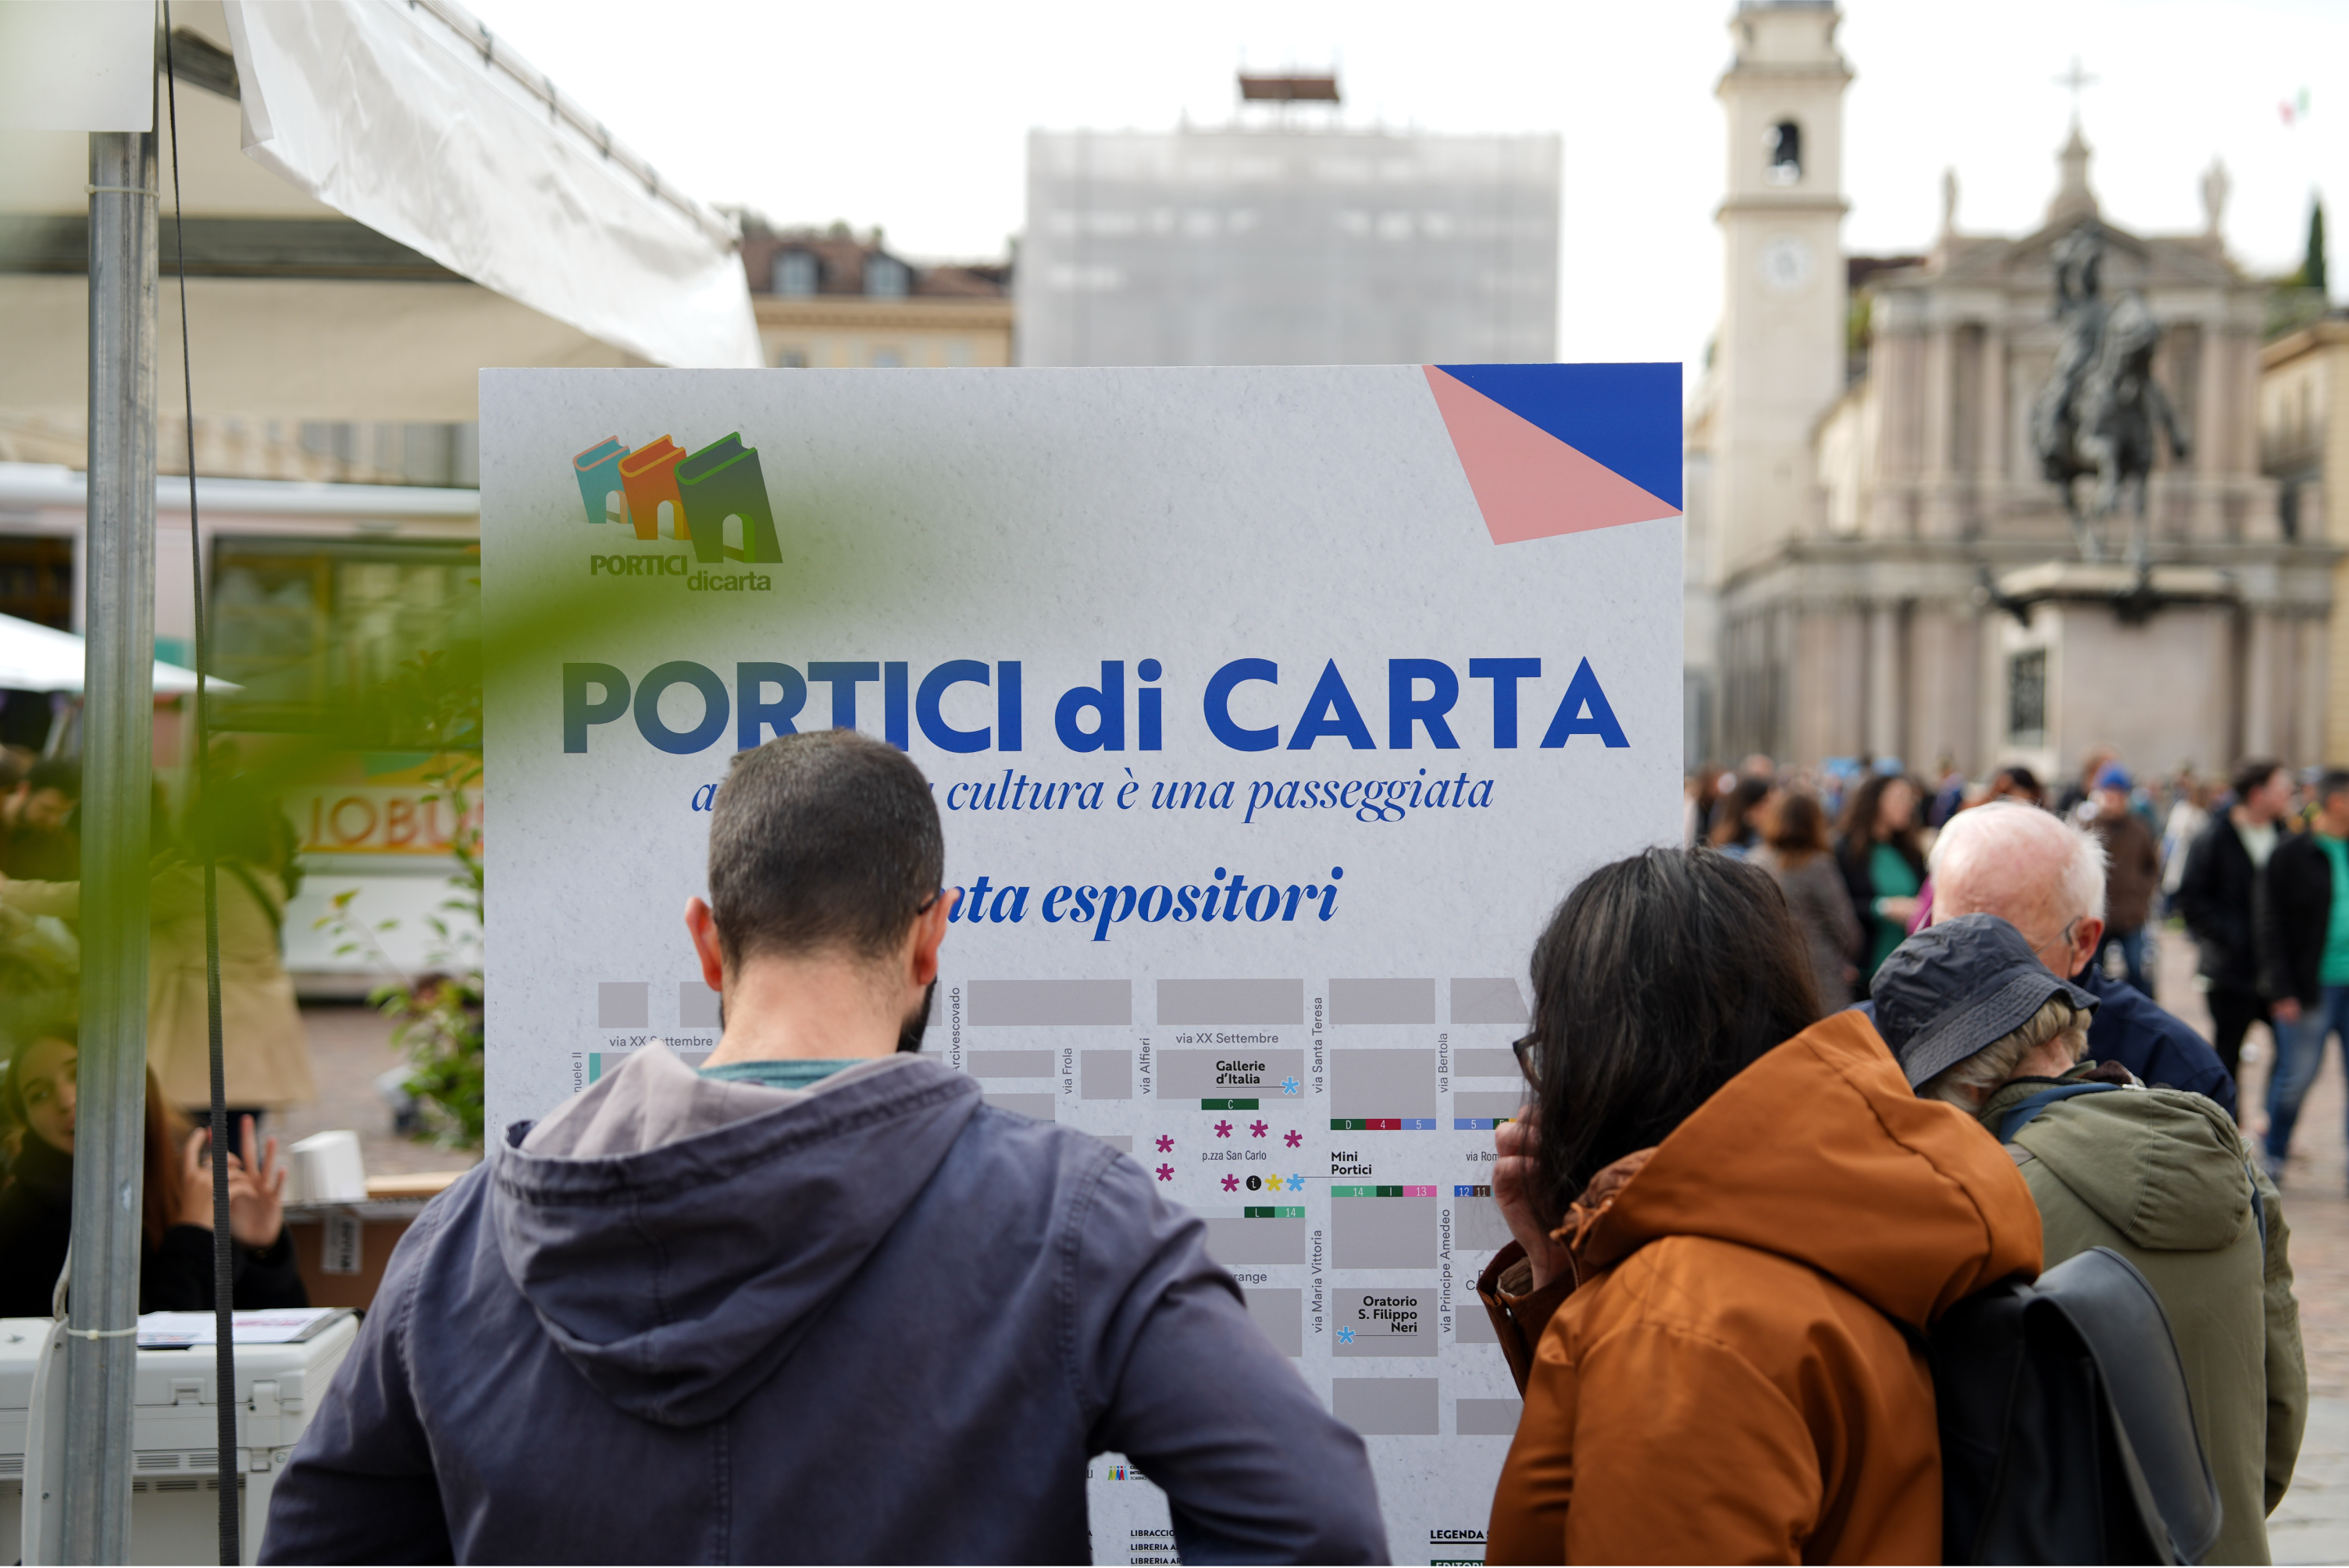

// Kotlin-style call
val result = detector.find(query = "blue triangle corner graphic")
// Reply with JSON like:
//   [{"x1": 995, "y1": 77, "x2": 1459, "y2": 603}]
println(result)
[{"x1": 1434, "y1": 363, "x2": 1683, "y2": 510}]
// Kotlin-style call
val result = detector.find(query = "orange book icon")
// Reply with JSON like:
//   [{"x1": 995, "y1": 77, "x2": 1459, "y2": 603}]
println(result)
[{"x1": 618, "y1": 437, "x2": 687, "y2": 541}]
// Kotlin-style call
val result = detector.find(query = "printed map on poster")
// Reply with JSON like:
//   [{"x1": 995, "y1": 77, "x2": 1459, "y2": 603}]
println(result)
[{"x1": 480, "y1": 364, "x2": 1683, "y2": 1566}]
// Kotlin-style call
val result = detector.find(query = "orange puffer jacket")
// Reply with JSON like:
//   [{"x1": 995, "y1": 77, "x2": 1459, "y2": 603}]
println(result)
[{"x1": 1483, "y1": 1011, "x2": 2043, "y2": 1564}]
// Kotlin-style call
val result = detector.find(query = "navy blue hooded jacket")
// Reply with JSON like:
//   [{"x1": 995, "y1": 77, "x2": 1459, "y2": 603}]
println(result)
[{"x1": 260, "y1": 1049, "x2": 1386, "y2": 1564}]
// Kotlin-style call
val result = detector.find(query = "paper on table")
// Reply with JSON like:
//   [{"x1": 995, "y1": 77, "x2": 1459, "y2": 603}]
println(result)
[{"x1": 136, "y1": 1308, "x2": 346, "y2": 1348}]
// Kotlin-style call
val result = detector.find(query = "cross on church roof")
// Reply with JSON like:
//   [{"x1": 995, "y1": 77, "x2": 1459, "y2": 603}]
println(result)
[{"x1": 2055, "y1": 56, "x2": 2099, "y2": 123}]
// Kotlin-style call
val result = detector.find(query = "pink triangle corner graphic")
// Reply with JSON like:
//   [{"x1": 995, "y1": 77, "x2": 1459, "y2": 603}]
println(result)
[{"x1": 1421, "y1": 365, "x2": 1681, "y2": 546}]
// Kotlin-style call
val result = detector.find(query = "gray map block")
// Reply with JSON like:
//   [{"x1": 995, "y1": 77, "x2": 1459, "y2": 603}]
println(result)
[
  {"x1": 1157, "y1": 1049, "x2": 1306, "y2": 1099},
  {"x1": 1082, "y1": 1049, "x2": 1133, "y2": 1099},
  {"x1": 968, "y1": 978, "x2": 1131, "y2": 1026},
  {"x1": 1455, "y1": 1090, "x2": 1529, "y2": 1120},
  {"x1": 1092, "y1": 1132, "x2": 1133, "y2": 1153},
  {"x1": 679, "y1": 981, "x2": 722, "y2": 1028},
  {"x1": 1456, "y1": 1398, "x2": 1522, "y2": 1436},
  {"x1": 1244, "y1": 1288, "x2": 1303, "y2": 1357},
  {"x1": 1158, "y1": 978, "x2": 1303, "y2": 1025},
  {"x1": 1335, "y1": 1289, "x2": 1436, "y2": 1357},
  {"x1": 1329, "y1": 978, "x2": 1436, "y2": 1025},
  {"x1": 981, "y1": 1092, "x2": 1056, "y2": 1121},
  {"x1": 1333, "y1": 1378, "x2": 1438, "y2": 1436},
  {"x1": 597, "y1": 982, "x2": 648, "y2": 1028},
  {"x1": 1331, "y1": 1050, "x2": 1435, "y2": 1117},
  {"x1": 1456, "y1": 1303, "x2": 1500, "y2": 1344},
  {"x1": 1453, "y1": 1048, "x2": 1521, "y2": 1078},
  {"x1": 1450, "y1": 978, "x2": 1529, "y2": 1025},
  {"x1": 1456, "y1": 1196, "x2": 1515, "y2": 1253},
  {"x1": 1203, "y1": 1217, "x2": 1307, "y2": 1265},
  {"x1": 968, "y1": 1049, "x2": 1054, "y2": 1078},
  {"x1": 1332, "y1": 1196, "x2": 1435, "y2": 1268}
]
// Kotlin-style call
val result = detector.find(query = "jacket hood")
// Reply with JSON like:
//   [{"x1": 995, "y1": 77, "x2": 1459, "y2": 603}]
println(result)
[
  {"x1": 1574, "y1": 1010, "x2": 2043, "y2": 1329},
  {"x1": 489, "y1": 1047, "x2": 982, "y2": 1427},
  {"x1": 1980, "y1": 1070, "x2": 2254, "y2": 1252}
]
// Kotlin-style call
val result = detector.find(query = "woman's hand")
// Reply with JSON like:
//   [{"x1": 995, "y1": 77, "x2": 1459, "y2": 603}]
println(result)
[
  {"x1": 1494, "y1": 1113, "x2": 1573, "y2": 1292},
  {"x1": 175, "y1": 1116, "x2": 288, "y2": 1249},
  {"x1": 1876, "y1": 894, "x2": 1921, "y2": 928}
]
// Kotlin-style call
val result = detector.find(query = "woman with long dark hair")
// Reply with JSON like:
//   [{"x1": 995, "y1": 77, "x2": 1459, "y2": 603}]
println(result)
[
  {"x1": 1476, "y1": 850, "x2": 2040, "y2": 1563},
  {"x1": 1837, "y1": 772, "x2": 1927, "y2": 984},
  {"x1": 1754, "y1": 789, "x2": 1863, "y2": 1007}
]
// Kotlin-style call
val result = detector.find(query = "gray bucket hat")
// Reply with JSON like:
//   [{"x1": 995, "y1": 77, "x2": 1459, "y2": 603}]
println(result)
[{"x1": 1869, "y1": 912, "x2": 2101, "y2": 1089}]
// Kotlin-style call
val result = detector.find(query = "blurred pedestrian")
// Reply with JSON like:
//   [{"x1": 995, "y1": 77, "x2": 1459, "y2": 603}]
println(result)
[
  {"x1": 0, "y1": 1024, "x2": 305, "y2": 1317},
  {"x1": 1477, "y1": 850, "x2": 2039, "y2": 1563},
  {"x1": 1927, "y1": 800, "x2": 2236, "y2": 1113},
  {"x1": 2056, "y1": 745, "x2": 2117, "y2": 818},
  {"x1": 1927, "y1": 754, "x2": 1967, "y2": 828},
  {"x1": 2258, "y1": 768, "x2": 2349, "y2": 1181},
  {"x1": 2166, "y1": 775, "x2": 2214, "y2": 903},
  {"x1": 1754, "y1": 791, "x2": 1862, "y2": 1008},
  {"x1": 0, "y1": 773, "x2": 314, "y2": 1122},
  {"x1": 1683, "y1": 771, "x2": 1720, "y2": 848},
  {"x1": 1987, "y1": 764, "x2": 2047, "y2": 808},
  {"x1": 1874, "y1": 914, "x2": 2304, "y2": 1565},
  {"x1": 2089, "y1": 764, "x2": 2162, "y2": 993},
  {"x1": 1835, "y1": 772, "x2": 1926, "y2": 985},
  {"x1": 2179, "y1": 760, "x2": 2294, "y2": 1083},
  {"x1": 0, "y1": 756, "x2": 78, "y2": 881},
  {"x1": 1706, "y1": 775, "x2": 1771, "y2": 859}
]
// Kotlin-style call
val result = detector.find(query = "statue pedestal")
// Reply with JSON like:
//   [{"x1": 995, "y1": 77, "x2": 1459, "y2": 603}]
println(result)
[{"x1": 1985, "y1": 562, "x2": 2240, "y2": 784}]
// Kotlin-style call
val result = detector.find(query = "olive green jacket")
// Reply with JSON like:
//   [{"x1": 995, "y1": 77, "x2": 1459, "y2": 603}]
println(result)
[{"x1": 1979, "y1": 1067, "x2": 2305, "y2": 1566}]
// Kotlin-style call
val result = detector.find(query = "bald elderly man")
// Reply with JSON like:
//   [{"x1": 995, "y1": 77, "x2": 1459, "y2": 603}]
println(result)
[{"x1": 1866, "y1": 800, "x2": 2236, "y2": 1114}]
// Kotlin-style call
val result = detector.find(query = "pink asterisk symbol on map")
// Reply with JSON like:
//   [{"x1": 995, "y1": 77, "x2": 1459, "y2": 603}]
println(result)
[
  {"x1": 1155, "y1": 1164, "x2": 1174, "y2": 1181},
  {"x1": 1156, "y1": 1135, "x2": 1174, "y2": 1153},
  {"x1": 1284, "y1": 1129, "x2": 1303, "y2": 1148},
  {"x1": 1249, "y1": 1120, "x2": 1269, "y2": 1138},
  {"x1": 1221, "y1": 1174, "x2": 1240, "y2": 1192},
  {"x1": 1214, "y1": 1120, "x2": 1233, "y2": 1138}
]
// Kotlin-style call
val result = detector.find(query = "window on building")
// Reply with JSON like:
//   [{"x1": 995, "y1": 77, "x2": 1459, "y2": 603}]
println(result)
[
  {"x1": 865, "y1": 255, "x2": 910, "y2": 298},
  {"x1": 775, "y1": 347, "x2": 809, "y2": 369},
  {"x1": 2006, "y1": 649, "x2": 2047, "y2": 744},
  {"x1": 772, "y1": 250, "x2": 818, "y2": 297},
  {"x1": 209, "y1": 536, "x2": 480, "y2": 744},
  {"x1": 1766, "y1": 120, "x2": 1802, "y2": 185}
]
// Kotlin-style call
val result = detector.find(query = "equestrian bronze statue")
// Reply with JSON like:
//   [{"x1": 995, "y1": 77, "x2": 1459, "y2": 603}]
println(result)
[{"x1": 2030, "y1": 223, "x2": 2191, "y2": 571}]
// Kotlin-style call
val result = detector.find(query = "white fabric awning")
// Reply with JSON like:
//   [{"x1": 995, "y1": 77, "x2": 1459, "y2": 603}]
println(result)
[
  {"x1": 0, "y1": 611, "x2": 231, "y2": 696},
  {"x1": 221, "y1": 0, "x2": 761, "y2": 370}
]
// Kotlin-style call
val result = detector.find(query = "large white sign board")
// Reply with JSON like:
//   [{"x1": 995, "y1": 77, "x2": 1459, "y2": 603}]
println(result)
[{"x1": 482, "y1": 364, "x2": 1683, "y2": 1565}]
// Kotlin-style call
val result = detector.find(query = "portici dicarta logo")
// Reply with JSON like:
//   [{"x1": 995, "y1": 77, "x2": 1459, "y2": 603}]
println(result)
[{"x1": 572, "y1": 433, "x2": 778, "y2": 592}]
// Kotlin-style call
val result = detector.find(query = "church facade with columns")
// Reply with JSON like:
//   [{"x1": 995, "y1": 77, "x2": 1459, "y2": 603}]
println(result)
[{"x1": 1685, "y1": 0, "x2": 2334, "y2": 780}]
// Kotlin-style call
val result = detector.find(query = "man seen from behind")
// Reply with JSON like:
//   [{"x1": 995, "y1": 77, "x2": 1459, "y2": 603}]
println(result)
[{"x1": 262, "y1": 730, "x2": 1388, "y2": 1564}]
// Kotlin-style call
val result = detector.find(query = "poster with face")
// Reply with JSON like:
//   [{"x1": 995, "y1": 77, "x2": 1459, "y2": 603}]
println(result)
[{"x1": 482, "y1": 363, "x2": 1681, "y2": 1564}]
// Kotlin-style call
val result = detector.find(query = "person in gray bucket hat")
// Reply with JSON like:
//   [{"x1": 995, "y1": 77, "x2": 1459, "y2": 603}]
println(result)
[{"x1": 1873, "y1": 912, "x2": 2305, "y2": 1565}]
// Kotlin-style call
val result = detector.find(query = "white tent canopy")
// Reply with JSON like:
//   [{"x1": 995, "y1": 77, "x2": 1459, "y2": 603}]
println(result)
[{"x1": 0, "y1": 611, "x2": 229, "y2": 696}]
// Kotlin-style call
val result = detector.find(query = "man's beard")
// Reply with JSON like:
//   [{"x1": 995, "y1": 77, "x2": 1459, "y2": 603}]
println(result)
[{"x1": 898, "y1": 980, "x2": 937, "y2": 1053}]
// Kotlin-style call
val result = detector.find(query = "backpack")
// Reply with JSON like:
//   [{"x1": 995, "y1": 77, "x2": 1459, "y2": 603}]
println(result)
[{"x1": 1923, "y1": 1242, "x2": 2222, "y2": 1564}]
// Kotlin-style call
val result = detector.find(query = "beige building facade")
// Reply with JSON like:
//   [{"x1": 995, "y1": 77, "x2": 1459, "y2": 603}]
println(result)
[
  {"x1": 1690, "y1": 0, "x2": 2332, "y2": 780},
  {"x1": 740, "y1": 224, "x2": 1013, "y2": 369},
  {"x1": 2261, "y1": 317, "x2": 2349, "y2": 758}
]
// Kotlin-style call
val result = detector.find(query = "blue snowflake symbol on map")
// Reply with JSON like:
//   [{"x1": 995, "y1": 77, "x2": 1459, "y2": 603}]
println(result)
[
  {"x1": 1281, "y1": 1078, "x2": 1301, "y2": 1096},
  {"x1": 1337, "y1": 1327, "x2": 1356, "y2": 1345},
  {"x1": 1289, "y1": 1174, "x2": 1305, "y2": 1188}
]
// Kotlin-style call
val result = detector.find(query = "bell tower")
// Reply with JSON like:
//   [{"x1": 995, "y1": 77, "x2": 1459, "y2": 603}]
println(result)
[{"x1": 1712, "y1": 1, "x2": 1852, "y2": 576}]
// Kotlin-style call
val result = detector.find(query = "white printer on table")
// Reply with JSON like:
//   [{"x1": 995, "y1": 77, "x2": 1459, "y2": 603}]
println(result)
[{"x1": 0, "y1": 1310, "x2": 358, "y2": 1565}]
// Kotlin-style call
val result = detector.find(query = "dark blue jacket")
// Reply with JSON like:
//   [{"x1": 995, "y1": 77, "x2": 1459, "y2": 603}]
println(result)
[
  {"x1": 261, "y1": 1055, "x2": 1386, "y2": 1564},
  {"x1": 1852, "y1": 965, "x2": 2234, "y2": 1117}
]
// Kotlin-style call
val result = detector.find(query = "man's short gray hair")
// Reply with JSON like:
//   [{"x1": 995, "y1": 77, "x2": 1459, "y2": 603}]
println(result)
[
  {"x1": 1929, "y1": 800, "x2": 2108, "y2": 925},
  {"x1": 1919, "y1": 995, "x2": 2094, "y2": 1109}
]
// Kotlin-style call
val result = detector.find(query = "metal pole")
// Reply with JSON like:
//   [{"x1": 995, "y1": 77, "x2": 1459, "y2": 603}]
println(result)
[{"x1": 65, "y1": 125, "x2": 159, "y2": 1567}]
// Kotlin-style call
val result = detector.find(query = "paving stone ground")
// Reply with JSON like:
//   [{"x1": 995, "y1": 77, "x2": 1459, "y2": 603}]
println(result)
[{"x1": 2151, "y1": 926, "x2": 2349, "y2": 1564}]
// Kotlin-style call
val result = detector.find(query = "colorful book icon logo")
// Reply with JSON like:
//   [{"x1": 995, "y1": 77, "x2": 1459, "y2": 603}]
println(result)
[{"x1": 574, "y1": 431, "x2": 782, "y2": 564}]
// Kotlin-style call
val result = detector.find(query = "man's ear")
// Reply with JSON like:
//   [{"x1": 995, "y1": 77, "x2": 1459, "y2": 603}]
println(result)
[
  {"x1": 685, "y1": 897, "x2": 726, "y2": 993},
  {"x1": 909, "y1": 889, "x2": 954, "y2": 987},
  {"x1": 2072, "y1": 915, "x2": 2106, "y2": 978}
]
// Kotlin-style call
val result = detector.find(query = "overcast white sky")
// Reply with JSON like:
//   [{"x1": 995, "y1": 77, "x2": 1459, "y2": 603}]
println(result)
[{"x1": 472, "y1": 0, "x2": 2344, "y2": 379}]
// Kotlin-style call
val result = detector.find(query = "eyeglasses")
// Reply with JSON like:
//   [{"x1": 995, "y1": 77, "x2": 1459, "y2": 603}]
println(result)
[
  {"x1": 1511, "y1": 1029, "x2": 1544, "y2": 1088},
  {"x1": 2033, "y1": 916, "x2": 2083, "y2": 971}
]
